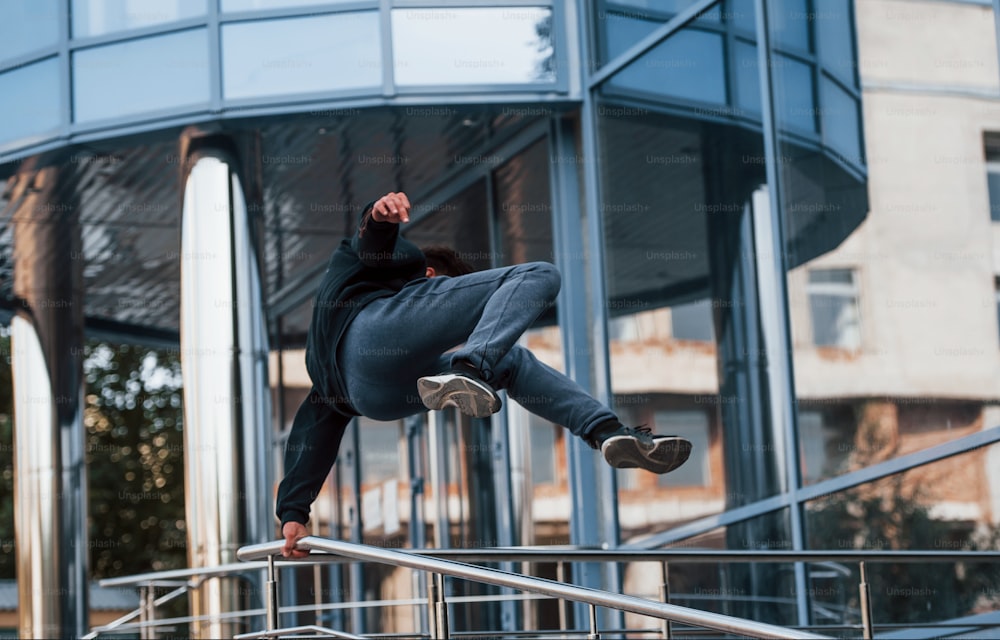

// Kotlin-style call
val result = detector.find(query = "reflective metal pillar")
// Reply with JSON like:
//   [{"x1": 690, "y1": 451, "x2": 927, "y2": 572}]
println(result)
[
  {"x1": 11, "y1": 162, "x2": 88, "y2": 639},
  {"x1": 180, "y1": 150, "x2": 272, "y2": 638}
]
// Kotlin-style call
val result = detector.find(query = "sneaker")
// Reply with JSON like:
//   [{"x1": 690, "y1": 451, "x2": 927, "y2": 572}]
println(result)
[
  {"x1": 591, "y1": 423, "x2": 692, "y2": 474},
  {"x1": 417, "y1": 371, "x2": 502, "y2": 418}
]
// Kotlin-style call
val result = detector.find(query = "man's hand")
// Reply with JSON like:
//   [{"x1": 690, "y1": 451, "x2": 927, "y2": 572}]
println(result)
[
  {"x1": 371, "y1": 192, "x2": 411, "y2": 224},
  {"x1": 281, "y1": 521, "x2": 310, "y2": 559}
]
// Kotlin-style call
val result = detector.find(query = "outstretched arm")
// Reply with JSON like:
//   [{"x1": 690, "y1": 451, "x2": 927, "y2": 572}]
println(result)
[{"x1": 275, "y1": 388, "x2": 351, "y2": 556}]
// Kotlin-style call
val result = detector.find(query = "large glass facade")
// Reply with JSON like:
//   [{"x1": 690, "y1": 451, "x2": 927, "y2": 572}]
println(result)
[{"x1": 2, "y1": 0, "x2": 1000, "y2": 637}]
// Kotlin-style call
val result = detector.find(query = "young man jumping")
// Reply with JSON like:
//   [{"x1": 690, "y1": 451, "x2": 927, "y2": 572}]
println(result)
[{"x1": 277, "y1": 191, "x2": 692, "y2": 557}]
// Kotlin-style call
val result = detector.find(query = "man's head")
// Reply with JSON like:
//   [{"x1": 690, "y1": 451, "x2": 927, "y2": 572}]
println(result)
[{"x1": 422, "y1": 246, "x2": 476, "y2": 278}]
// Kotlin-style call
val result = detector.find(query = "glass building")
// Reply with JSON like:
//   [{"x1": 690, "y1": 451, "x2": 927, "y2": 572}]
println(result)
[{"x1": 1, "y1": 0, "x2": 999, "y2": 637}]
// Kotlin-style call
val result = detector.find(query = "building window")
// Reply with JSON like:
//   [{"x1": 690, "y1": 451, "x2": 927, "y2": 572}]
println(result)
[
  {"x1": 358, "y1": 418, "x2": 403, "y2": 485},
  {"x1": 985, "y1": 135, "x2": 1000, "y2": 222},
  {"x1": 656, "y1": 410, "x2": 711, "y2": 487},
  {"x1": 529, "y1": 417, "x2": 558, "y2": 486},
  {"x1": 995, "y1": 277, "x2": 1000, "y2": 346},
  {"x1": 799, "y1": 410, "x2": 830, "y2": 485},
  {"x1": 671, "y1": 299, "x2": 714, "y2": 342},
  {"x1": 807, "y1": 268, "x2": 861, "y2": 350}
]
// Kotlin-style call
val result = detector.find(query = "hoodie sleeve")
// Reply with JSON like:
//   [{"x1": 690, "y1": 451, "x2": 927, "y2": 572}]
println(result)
[
  {"x1": 275, "y1": 388, "x2": 351, "y2": 526},
  {"x1": 352, "y1": 201, "x2": 426, "y2": 272}
]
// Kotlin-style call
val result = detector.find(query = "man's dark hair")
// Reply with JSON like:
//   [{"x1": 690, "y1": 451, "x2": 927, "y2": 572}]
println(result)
[{"x1": 422, "y1": 246, "x2": 476, "y2": 277}]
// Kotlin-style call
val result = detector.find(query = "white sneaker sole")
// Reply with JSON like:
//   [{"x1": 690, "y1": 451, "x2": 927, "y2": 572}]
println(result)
[
  {"x1": 602, "y1": 435, "x2": 692, "y2": 474},
  {"x1": 417, "y1": 373, "x2": 501, "y2": 418}
]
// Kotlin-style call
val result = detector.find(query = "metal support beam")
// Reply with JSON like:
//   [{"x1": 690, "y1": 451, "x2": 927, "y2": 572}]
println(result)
[
  {"x1": 753, "y1": 0, "x2": 810, "y2": 627},
  {"x1": 550, "y1": 109, "x2": 620, "y2": 628}
]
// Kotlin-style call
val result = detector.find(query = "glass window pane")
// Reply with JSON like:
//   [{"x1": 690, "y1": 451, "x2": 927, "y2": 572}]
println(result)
[
  {"x1": 404, "y1": 180, "x2": 492, "y2": 271},
  {"x1": 222, "y1": 12, "x2": 380, "y2": 100},
  {"x1": 725, "y1": 0, "x2": 755, "y2": 33},
  {"x1": 806, "y1": 444, "x2": 1000, "y2": 626},
  {"x1": 529, "y1": 419, "x2": 557, "y2": 485},
  {"x1": 797, "y1": 404, "x2": 856, "y2": 484},
  {"x1": 0, "y1": 0, "x2": 60, "y2": 62},
  {"x1": 72, "y1": 0, "x2": 206, "y2": 38},
  {"x1": 392, "y1": 8, "x2": 555, "y2": 86},
  {"x1": 733, "y1": 39, "x2": 761, "y2": 114},
  {"x1": 768, "y1": 0, "x2": 810, "y2": 52},
  {"x1": 995, "y1": 282, "x2": 1000, "y2": 345},
  {"x1": 358, "y1": 418, "x2": 402, "y2": 484},
  {"x1": 0, "y1": 58, "x2": 61, "y2": 146},
  {"x1": 809, "y1": 293, "x2": 860, "y2": 349},
  {"x1": 815, "y1": 0, "x2": 855, "y2": 84},
  {"x1": 495, "y1": 138, "x2": 553, "y2": 266},
  {"x1": 809, "y1": 268, "x2": 854, "y2": 285},
  {"x1": 607, "y1": 28, "x2": 727, "y2": 105},
  {"x1": 222, "y1": 0, "x2": 356, "y2": 11},
  {"x1": 671, "y1": 298, "x2": 714, "y2": 342},
  {"x1": 775, "y1": 54, "x2": 815, "y2": 133},
  {"x1": 820, "y1": 77, "x2": 861, "y2": 162},
  {"x1": 604, "y1": 12, "x2": 659, "y2": 63},
  {"x1": 605, "y1": 0, "x2": 707, "y2": 16},
  {"x1": 987, "y1": 170, "x2": 1000, "y2": 223},
  {"x1": 656, "y1": 410, "x2": 710, "y2": 487},
  {"x1": 73, "y1": 29, "x2": 209, "y2": 123}
]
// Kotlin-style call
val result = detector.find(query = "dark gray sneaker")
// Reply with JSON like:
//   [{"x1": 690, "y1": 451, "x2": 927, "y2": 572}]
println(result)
[
  {"x1": 417, "y1": 372, "x2": 502, "y2": 418},
  {"x1": 592, "y1": 424, "x2": 692, "y2": 474}
]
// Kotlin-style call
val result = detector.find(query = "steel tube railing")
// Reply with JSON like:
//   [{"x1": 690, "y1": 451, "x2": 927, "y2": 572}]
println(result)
[
  {"x1": 91, "y1": 545, "x2": 1000, "y2": 639},
  {"x1": 234, "y1": 624, "x2": 366, "y2": 639},
  {"x1": 96, "y1": 549, "x2": 1000, "y2": 589},
  {"x1": 238, "y1": 537, "x2": 829, "y2": 640}
]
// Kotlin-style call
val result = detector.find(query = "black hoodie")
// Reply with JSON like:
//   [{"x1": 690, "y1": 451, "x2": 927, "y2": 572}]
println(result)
[{"x1": 275, "y1": 203, "x2": 426, "y2": 527}]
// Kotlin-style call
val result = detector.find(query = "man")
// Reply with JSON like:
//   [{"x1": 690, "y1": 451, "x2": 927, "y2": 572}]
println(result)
[{"x1": 278, "y1": 192, "x2": 692, "y2": 558}]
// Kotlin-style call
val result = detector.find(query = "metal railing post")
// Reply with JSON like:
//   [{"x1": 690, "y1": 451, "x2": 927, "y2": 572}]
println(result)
[
  {"x1": 659, "y1": 563, "x2": 671, "y2": 640},
  {"x1": 427, "y1": 573, "x2": 438, "y2": 638},
  {"x1": 138, "y1": 585, "x2": 150, "y2": 640},
  {"x1": 435, "y1": 573, "x2": 450, "y2": 639},
  {"x1": 266, "y1": 555, "x2": 279, "y2": 632},
  {"x1": 588, "y1": 603, "x2": 601, "y2": 640},
  {"x1": 556, "y1": 561, "x2": 570, "y2": 631},
  {"x1": 859, "y1": 562, "x2": 874, "y2": 640}
]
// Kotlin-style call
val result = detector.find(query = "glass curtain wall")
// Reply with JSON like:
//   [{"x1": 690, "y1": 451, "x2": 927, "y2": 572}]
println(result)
[
  {"x1": 758, "y1": 0, "x2": 1000, "y2": 630},
  {"x1": 593, "y1": 0, "x2": 797, "y2": 625}
]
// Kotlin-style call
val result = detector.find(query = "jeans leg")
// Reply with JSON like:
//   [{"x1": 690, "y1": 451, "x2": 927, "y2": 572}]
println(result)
[
  {"x1": 485, "y1": 346, "x2": 617, "y2": 439},
  {"x1": 338, "y1": 262, "x2": 561, "y2": 419},
  {"x1": 445, "y1": 262, "x2": 561, "y2": 382}
]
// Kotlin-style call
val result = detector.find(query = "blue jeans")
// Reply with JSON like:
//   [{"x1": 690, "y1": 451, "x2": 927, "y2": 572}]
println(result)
[{"x1": 338, "y1": 262, "x2": 617, "y2": 439}]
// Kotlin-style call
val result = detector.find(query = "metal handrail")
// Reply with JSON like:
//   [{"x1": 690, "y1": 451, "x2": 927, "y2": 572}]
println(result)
[
  {"x1": 238, "y1": 536, "x2": 830, "y2": 639},
  {"x1": 96, "y1": 548, "x2": 1000, "y2": 588},
  {"x1": 89, "y1": 545, "x2": 1000, "y2": 638}
]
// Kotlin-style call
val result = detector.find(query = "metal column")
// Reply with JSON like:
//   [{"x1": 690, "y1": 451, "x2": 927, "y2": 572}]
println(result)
[
  {"x1": 11, "y1": 161, "x2": 88, "y2": 639},
  {"x1": 549, "y1": 112, "x2": 621, "y2": 629},
  {"x1": 179, "y1": 149, "x2": 271, "y2": 638},
  {"x1": 753, "y1": 0, "x2": 810, "y2": 626}
]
